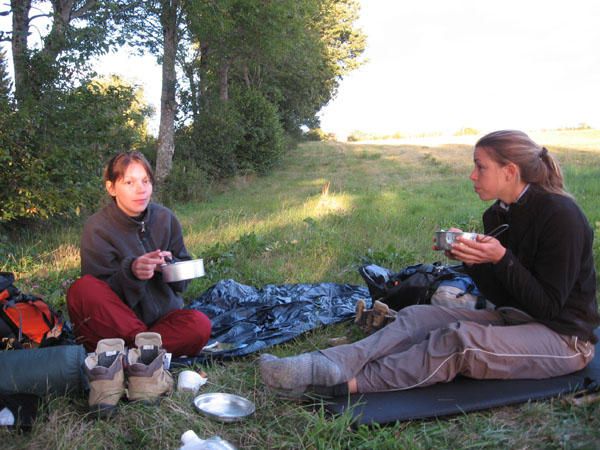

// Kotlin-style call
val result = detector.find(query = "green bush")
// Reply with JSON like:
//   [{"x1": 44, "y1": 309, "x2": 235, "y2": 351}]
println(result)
[
  {"x1": 159, "y1": 158, "x2": 212, "y2": 205},
  {"x1": 303, "y1": 128, "x2": 334, "y2": 141},
  {"x1": 182, "y1": 101, "x2": 244, "y2": 179},
  {"x1": 0, "y1": 77, "x2": 152, "y2": 225},
  {"x1": 234, "y1": 89, "x2": 285, "y2": 175}
]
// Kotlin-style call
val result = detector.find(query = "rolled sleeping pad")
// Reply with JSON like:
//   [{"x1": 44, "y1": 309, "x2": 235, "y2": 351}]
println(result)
[{"x1": 0, "y1": 345, "x2": 88, "y2": 397}]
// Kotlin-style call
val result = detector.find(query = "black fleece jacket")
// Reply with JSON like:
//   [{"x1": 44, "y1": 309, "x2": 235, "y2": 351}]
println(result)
[
  {"x1": 80, "y1": 201, "x2": 191, "y2": 326},
  {"x1": 465, "y1": 185, "x2": 599, "y2": 343}
]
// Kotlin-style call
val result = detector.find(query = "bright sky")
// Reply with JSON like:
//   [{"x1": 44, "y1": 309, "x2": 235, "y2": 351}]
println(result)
[{"x1": 318, "y1": 0, "x2": 600, "y2": 138}]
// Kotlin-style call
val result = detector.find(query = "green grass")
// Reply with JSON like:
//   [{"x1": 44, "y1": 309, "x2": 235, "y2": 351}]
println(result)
[{"x1": 2, "y1": 130, "x2": 600, "y2": 449}]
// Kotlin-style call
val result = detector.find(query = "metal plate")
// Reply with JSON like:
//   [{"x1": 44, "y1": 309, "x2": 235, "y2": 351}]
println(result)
[{"x1": 193, "y1": 393, "x2": 255, "y2": 422}]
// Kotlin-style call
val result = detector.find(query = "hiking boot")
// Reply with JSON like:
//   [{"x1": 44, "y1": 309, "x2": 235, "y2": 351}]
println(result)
[
  {"x1": 125, "y1": 332, "x2": 173, "y2": 403},
  {"x1": 355, "y1": 300, "x2": 396, "y2": 334},
  {"x1": 370, "y1": 300, "x2": 393, "y2": 329},
  {"x1": 354, "y1": 299, "x2": 368, "y2": 328},
  {"x1": 84, "y1": 338, "x2": 126, "y2": 416}
]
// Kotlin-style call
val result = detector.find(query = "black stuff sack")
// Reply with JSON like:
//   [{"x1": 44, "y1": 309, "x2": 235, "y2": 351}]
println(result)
[{"x1": 358, "y1": 263, "x2": 486, "y2": 311}]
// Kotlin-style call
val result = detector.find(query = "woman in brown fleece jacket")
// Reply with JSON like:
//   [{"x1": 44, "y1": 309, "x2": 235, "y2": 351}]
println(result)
[{"x1": 67, "y1": 152, "x2": 211, "y2": 357}]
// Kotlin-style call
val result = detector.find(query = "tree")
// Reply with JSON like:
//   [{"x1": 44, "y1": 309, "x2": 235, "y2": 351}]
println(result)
[
  {"x1": 1, "y1": 0, "x2": 119, "y2": 105},
  {"x1": 155, "y1": 0, "x2": 181, "y2": 185},
  {"x1": 0, "y1": 48, "x2": 11, "y2": 108},
  {"x1": 184, "y1": 0, "x2": 365, "y2": 133},
  {"x1": 116, "y1": 0, "x2": 184, "y2": 185},
  {"x1": 265, "y1": 0, "x2": 366, "y2": 132}
]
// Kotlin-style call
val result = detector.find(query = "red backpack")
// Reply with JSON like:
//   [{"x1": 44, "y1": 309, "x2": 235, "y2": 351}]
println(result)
[{"x1": 0, "y1": 272, "x2": 64, "y2": 349}]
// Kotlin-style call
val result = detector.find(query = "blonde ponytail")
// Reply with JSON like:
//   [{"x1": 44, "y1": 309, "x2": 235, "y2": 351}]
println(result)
[{"x1": 476, "y1": 130, "x2": 569, "y2": 197}]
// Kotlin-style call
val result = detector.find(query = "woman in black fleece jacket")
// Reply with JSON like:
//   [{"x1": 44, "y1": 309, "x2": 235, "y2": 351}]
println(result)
[
  {"x1": 259, "y1": 130, "x2": 599, "y2": 397},
  {"x1": 67, "y1": 152, "x2": 211, "y2": 357}
]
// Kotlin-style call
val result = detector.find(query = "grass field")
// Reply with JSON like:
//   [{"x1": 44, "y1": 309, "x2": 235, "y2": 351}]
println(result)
[{"x1": 2, "y1": 130, "x2": 600, "y2": 449}]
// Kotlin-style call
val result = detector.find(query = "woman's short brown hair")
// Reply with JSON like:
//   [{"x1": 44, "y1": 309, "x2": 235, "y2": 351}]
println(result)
[{"x1": 103, "y1": 152, "x2": 155, "y2": 186}]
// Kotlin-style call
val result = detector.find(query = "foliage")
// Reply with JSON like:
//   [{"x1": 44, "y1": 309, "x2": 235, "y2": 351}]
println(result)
[
  {"x1": 2, "y1": 0, "x2": 125, "y2": 104},
  {"x1": 175, "y1": 91, "x2": 285, "y2": 180},
  {"x1": 159, "y1": 157, "x2": 211, "y2": 206},
  {"x1": 184, "y1": 0, "x2": 365, "y2": 133},
  {"x1": 178, "y1": 100, "x2": 244, "y2": 179},
  {"x1": 233, "y1": 89, "x2": 285, "y2": 174},
  {"x1": 347, "y1": 130, "x2": 407, "y2": 142},
  {"x1": 0, "y1": 76, "x2": 152, "y2": 225},
  {"x1": 303, "y1": 128, "x2": 336, "y2": 141},
  {"x1": 2, "y1": 0, "x2": 365, "y2": 191},
  {"x1": 257, "y1": 0, "x2": 365, "y2": 133}
]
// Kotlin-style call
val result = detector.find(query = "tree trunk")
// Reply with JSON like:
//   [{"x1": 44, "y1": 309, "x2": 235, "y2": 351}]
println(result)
[
  {"x1": 155, "y1": 0, "x2": 180, "y2": 185},
  {"x1": 10, "y1": 0, "x2": 32, "y2": 104},
  {"x1": 218, "y1": 60, "x2": 229, "y2": 101},
  {"x1": 183, "y1": 62, "x2": 199, "y2": 122},
  {"x1": 199, "y1": 42, "x2": 210, "y2": 108}
]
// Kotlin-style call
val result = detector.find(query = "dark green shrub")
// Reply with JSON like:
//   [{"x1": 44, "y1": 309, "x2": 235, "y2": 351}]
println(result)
[
  {"x1": 234, "y1": 89, "x2": 285, "y2": 175},
  {"x1": 185, "y1": 101, "x2": 244, "y2": 179},
  {"x1": 159, "y1": 158, "x2": 212, "y2": 206},
  {"x1": 0, "y1": 77, "x2": 152, "y2": 225}
]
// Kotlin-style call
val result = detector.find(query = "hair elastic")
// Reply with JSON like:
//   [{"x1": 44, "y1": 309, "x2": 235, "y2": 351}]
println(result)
[{"x1": 539, "y1": 147, "x2": 548, "y2": 158}]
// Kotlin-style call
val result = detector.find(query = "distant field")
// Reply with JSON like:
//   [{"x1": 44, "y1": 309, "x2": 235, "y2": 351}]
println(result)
[
  {"x1": 2, "y1": 128, "x2": 600, "y2": 449},
  {"x1": 349, "y1": 128, "x2": 600, "y2": 152}
]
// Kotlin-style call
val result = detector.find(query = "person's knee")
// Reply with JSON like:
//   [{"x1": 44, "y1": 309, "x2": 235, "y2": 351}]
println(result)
[
  {"x1": 67, "y1": 275, "x2": 90, "y2": 303},
  {"x1": 67, "y1": 275, "x2": 106, "y2": 307},
  {"x1": 167, "y1": 310, "x2": 211, "y2": 356},
  {"x1": 165, "y1": 310, "x2": 212, "y2": 347},
  {"x1": 436, "y1": 322, "x2": 484, "y2": 356},
  {"x1": 66, "y1": 275, "x2": 94, "y2": 317},
  {"x1": 430, "y1": 322, "x2": 465, "y2": 352},
  {"x1": 188, "y1": 310, "x2": 211, "y2": 343}
]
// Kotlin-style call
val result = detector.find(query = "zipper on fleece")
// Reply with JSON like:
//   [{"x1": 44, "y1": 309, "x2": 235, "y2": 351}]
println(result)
[{"x1": 138, "y1": 221, "x2": 153, "y2": 253}]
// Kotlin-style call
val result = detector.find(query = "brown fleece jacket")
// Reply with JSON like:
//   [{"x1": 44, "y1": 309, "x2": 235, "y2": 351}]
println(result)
[{"x1": 80, "y1": 201, "x2": 191, "y2": 326}]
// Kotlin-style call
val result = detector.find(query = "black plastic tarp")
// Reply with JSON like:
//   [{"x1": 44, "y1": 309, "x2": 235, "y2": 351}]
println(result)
[{"x1": 181, "y1": 279, "x2": 370, "y2": 363}]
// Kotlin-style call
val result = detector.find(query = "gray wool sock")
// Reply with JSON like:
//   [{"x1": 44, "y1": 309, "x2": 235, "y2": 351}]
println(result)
[
  {"x1": 259, "y1": 352, "x2": 344, "y2": 391},
  {"x1": 311, "y1": 353, "x2": 344, "y2": 386}
]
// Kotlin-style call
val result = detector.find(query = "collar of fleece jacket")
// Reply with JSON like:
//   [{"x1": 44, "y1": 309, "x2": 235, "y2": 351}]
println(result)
[{"x1": 106, "y1": 199, "x2": 152, "y2": 231}]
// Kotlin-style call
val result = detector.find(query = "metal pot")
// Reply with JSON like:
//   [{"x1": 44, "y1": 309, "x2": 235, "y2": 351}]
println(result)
[
  {"x1": 161, "y1": 258, "x2": 205, "y2": 282},
  {"x1": 434, "y1": 231, "x2": 478, "y2": 251}
]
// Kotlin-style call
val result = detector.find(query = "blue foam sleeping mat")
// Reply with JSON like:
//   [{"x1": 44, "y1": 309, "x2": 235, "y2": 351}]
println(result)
[{"x1": 325, "y1": 329, "x2": 600, "y2": 426}]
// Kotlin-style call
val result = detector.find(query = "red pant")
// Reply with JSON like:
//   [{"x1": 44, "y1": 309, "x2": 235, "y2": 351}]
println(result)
[{"x1": 67, "y1": 275, "x2": 211, "y2": 357}]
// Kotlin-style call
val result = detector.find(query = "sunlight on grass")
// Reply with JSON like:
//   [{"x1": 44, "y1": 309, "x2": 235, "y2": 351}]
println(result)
[
  {"x1": 314, "y1": 193, "x2": 351, "y2": 216},
  {"x1": 184, "y1": 192, "x2": 354, "y2": 254}
]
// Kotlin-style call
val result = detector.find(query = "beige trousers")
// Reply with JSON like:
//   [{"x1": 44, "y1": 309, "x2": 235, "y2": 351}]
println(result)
[{"x1": 321, "y1": 304, "x2": 594, "y2": 393}]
